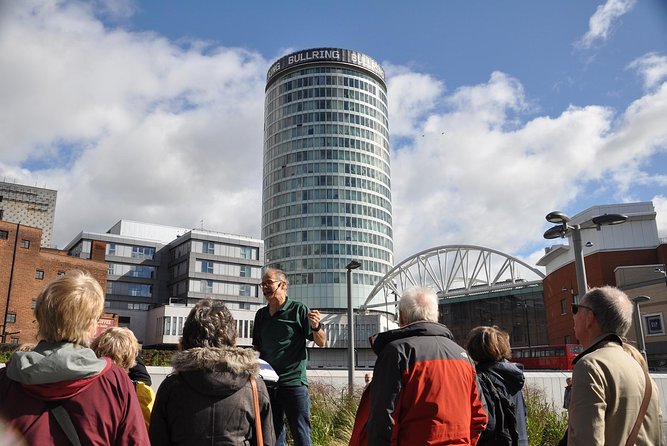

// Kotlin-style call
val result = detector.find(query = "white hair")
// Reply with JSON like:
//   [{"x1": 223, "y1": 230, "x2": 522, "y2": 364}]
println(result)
[{"x1": 399, "y1": 287, "x2": 439, "y2": 324}]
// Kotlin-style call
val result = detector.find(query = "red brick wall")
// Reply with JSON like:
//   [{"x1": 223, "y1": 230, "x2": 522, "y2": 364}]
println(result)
[
  {"x1": 0, "y1": 221, "x2": 107, "y2": 345},
  {"x1": 544, "y1": 248, "x2": 661, "y2": 345}
]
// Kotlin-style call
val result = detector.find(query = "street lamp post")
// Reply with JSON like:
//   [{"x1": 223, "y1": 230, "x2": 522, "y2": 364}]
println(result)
[
  {"x1": 346, "y1": 260, "x2": 361, "y2": 395},
  {"x1": 544, "y1": 211, "x2": 628, "y2": 297},
  {"x1": 523, "y1": 301, "x2": 532, "y2": 348},
  {"x1": 632, "y1": 295, "x2": 651, "y2": 363},
  {"x1": 656, "y1": 267, "x2": 667, "y2": 287}
]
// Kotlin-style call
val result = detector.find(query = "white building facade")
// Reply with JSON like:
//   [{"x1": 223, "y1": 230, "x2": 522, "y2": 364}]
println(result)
[{"x1": 66, "y1": 220, "x2": 264, "y2": 346}]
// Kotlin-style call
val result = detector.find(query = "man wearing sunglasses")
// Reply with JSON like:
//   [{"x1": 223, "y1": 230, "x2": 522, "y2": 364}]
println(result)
[
  {"x1": 252, "y1": 268, "x2": 326, "y2": 446},
  {"x1": 567, "y1": 286, "x2": 662, "y2": 445}
]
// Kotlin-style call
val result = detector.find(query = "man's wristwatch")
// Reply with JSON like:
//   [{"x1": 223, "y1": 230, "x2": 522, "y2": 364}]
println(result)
[{"x1": 312, "y1": 322, "x2": 322, "y2": 332}]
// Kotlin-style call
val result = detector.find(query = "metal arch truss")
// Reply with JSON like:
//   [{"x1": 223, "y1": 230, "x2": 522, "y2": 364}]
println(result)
[{"x1": 361, "y1": 244, "x2": 545, "y2": 311}]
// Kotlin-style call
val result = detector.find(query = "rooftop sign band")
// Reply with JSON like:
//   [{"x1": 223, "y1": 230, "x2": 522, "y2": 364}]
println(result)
[{"x1": 266, "y1": 48, "x2": 385, "y2": 85}]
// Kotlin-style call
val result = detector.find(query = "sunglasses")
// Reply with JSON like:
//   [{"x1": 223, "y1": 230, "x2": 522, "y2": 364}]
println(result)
[
  {"x1": 571, "y1": 303, "x2": 593, "y2": 315},
  {"x1": 259, "y1": 279, "x2": 282, "y2": 288}
]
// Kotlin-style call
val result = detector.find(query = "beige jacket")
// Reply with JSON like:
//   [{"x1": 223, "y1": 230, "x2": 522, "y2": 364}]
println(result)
[{"x1": 568, "y1": 334, "x2": 664, "y2": 446}]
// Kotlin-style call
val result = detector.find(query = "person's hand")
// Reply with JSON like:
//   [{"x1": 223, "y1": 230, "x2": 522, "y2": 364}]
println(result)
[{"x1": 308, "y1": 309, "x2": 321, "y2": 328}]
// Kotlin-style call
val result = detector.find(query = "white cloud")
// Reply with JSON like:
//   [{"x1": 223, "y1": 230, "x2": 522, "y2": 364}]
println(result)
[
  {"x1": 385, "y1": 64, "x2": 444, "y2": 137},
  {"x1": 628, "y1": 52, "x2": 667, "y2": 91},
  {"x1": 0, "y1": 0, "x2": 268, "y2": 245},
  {"x1": 388, "y1": 69, "x2": 667, "y2": 261},
  {"x1": 1, "y1": 0, "x2": 665, "y2": 270},
  {"x1": 654, "y1": 195, "x2": 667, "y2": 239},
  {"x1": 576, "y1": 0, "x2": 637, "y2": 49}
]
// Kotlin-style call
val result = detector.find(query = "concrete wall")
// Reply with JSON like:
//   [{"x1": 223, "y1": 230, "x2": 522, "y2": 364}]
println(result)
[{"x1": 146, "y1": 367, "x2": 667, "y2": 419}]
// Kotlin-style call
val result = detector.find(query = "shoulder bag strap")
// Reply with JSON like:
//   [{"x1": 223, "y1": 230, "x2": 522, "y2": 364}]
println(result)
[
  {"x1": 250, "y1": 375, "x2": 264, "y2": 446},
  {"x1": 49, "y1": 404, "x2": 82, "y2": 446},
  {"x1": 625, "y1": 365, "x2": 652, "y2": 446}
]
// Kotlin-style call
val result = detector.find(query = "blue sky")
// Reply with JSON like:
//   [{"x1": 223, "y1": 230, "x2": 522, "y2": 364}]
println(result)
[{"x1": 0, "y1": 0, "x2": 666, "y2": 266}]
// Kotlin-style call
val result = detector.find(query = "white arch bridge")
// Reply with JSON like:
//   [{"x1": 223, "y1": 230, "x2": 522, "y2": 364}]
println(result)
[{"x1": 361, "y1": 245, "x2": 545, "y2": 313}]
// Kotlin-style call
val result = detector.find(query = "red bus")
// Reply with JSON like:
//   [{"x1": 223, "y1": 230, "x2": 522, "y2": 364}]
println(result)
[{"x1": 510, "y1": 344, "x2": 583, "y2": 370}]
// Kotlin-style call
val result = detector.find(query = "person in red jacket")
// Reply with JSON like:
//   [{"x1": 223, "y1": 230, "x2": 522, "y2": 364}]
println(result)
[
  {"x1": 367, "y1": 287, "x2": 487, "y2": 445},
  {"x1": 0, "y1": 270, "x2": 149, "y2": 446}
]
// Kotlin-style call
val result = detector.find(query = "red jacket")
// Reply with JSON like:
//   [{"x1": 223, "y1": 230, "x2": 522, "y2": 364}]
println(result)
[
  {"x1": 367, "y1": 321, "x2": 487, "y2": 446},
  {"x1": 0, "y1": 342, "x2": 149, "y2": 445}
]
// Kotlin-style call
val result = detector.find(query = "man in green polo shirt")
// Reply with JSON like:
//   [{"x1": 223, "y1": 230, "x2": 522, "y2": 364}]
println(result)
[{"x1": 252, "y1": 268, "x2": 326, "y2": 446}]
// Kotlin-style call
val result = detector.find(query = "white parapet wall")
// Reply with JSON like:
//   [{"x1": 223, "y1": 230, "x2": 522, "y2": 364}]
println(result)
[{"x1": 147, "y1": 366, "x2": 667, "y2": 418}]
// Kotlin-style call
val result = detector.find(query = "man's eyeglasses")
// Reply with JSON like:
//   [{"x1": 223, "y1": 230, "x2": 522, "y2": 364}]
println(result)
[
  {"x1": 260, "y1": 279, "x2": 282, "y2": 288},
  {"x1": 571, "y1": 303, "x2": 593, "y2": 315}
]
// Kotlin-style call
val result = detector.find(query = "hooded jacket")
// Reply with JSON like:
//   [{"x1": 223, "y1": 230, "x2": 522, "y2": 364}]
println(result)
[
  {"x1": 0, "y1": 341, "x2": 149, "y2": 445},
  {"x1": 148, "y1": 346, "x2": 275, "y2": 446},
  {"x1": 475, "y1": 360, "x2": 528, "y2": 446},
  {"x1": 367, "y1": 321, "x2": 488, "y2": 446}
]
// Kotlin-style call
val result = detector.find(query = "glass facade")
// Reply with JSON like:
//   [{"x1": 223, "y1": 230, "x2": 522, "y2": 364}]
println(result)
[
  {"x1": 262, "y1": 48, "x2": 393, "y2": 310},
  {"x1": 440, "y1": 287, "x2": 548, "y2": 348}
]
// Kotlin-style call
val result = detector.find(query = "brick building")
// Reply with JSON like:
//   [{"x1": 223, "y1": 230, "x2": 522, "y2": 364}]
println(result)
[
  {"x1": 0, "y1": 221, "x2": 107, "y2": 345},
  {"x1": 538, "y1": 202, "x2": 667, "y2": 367}
]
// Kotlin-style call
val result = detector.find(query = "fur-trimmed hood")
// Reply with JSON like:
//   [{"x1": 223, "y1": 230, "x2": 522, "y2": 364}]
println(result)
[
  {"x1": 169, "y1": 346, "x2": 260, "y2": 398},
  {"x1": 172, "y1": 346, "x2": 260, "y2": 374}
]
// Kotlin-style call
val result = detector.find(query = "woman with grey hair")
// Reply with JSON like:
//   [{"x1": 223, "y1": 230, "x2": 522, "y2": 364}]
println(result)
[{"x1": 149, "y1": 299, "x2": 275, "y2": 446}]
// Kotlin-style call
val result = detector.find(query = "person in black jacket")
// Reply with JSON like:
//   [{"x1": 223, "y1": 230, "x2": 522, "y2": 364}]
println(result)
[
  {"x1": 465, "y1": 325, "x2": 529, "y2": 446},
  {"x1": 149, "y1": 299, "x2": 275, "y2": 446}
]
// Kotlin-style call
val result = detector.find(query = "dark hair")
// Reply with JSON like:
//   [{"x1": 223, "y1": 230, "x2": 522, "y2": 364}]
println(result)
[
  {"x1": 465, "y1": 325, "x2": 512, "y2": 363},
  {"x1": 181, "y1": 299, "x2": 237, "y2": 349}
]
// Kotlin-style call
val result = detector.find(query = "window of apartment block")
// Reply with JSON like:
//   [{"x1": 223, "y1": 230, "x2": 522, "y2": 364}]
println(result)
[
  {"x1": 31, "y1": 299, "x2": 36, "y2": 309},
  {"x1": 201, "y1": 260, "x2": 214, "y2": 273},
  {"x1": 201, "y1": 280, "x2": 213, "y2": 293},
  {"x1": 163, "y1": 317, "x2": 171, "y2": 335},
  {"x1": 239, "y1": 265, "x2": 251, "y2": 277},
  {"x1": 240, "y1": 246, "x2": 255, "y2": 259},
  {"x1": 203, "y1": 241, "x2": 215, "y2": 254},
  {"x1": 35, "y1": 270, "x2": 44, "y2": 280},
  {"x1": 6, "y1": 313, "x2": 16, "y2": 323},
  {"x1": 0, "y1": 230, "x2": 8, "y2": 240},
  {"x1": 560, "y1": 299, "x2": 567, "y2": 315},
  {"x1": 21, "y1": 239, "x2": 30, "y2": 249}
]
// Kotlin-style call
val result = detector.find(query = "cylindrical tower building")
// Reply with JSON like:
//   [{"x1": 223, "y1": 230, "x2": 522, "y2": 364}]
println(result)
[{"x1": 262, "y1": 48, "x2": 393, "y2": 311}]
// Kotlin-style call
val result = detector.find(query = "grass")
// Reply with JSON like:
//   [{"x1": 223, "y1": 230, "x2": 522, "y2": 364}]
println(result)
[
  {"x1": 293, "y1": 382, "x2": 567, "y2": 446},
  {"x1": 523, "y1": 385, "x2": 568, "y2": 446}
]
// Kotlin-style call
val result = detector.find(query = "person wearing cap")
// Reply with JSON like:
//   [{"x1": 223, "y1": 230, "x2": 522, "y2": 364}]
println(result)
[{"x1": 252, "y1": 268, "x2": 326, "y2": 446}]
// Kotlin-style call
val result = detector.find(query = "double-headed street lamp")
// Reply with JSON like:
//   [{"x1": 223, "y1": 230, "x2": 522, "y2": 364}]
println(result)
[
  {"x1": 543, "y1": 211, "x2": 628, "y2": 298},
  {"x1": 346, "y1": 260, "x2": 361, "y2": 395}
]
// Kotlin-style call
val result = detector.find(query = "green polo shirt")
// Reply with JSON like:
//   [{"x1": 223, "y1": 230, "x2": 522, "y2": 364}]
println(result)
[{"x1": 252, "y1": 296, "x2": 314, "y2": 387}]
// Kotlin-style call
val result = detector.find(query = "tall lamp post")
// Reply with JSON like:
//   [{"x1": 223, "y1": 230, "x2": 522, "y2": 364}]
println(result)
[
  {"x1": 632, "y1": 295, "x2": 651, "y2": 363},
  {"x1": 543, "y1": 211, "x2": 628, "y2": 297},
  {"x1": 656, "y1": 267, "x2": 667, "y2": 287},
  {"x1": 520, "y1": 301, "x2": 532, "y2": 348},
  {"x1": 346, "y1": 260, "x2": 361, "y2": 395}
]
